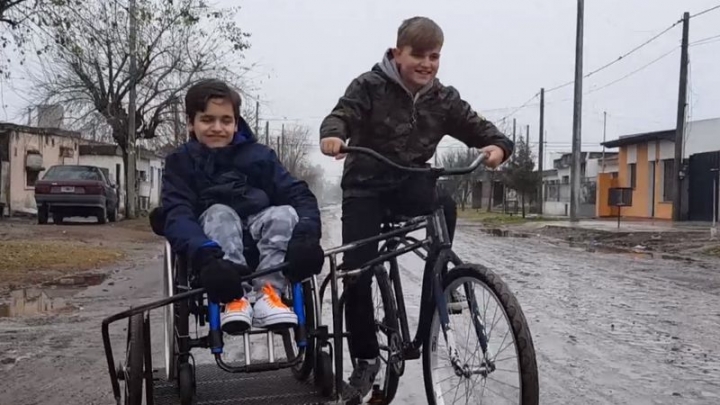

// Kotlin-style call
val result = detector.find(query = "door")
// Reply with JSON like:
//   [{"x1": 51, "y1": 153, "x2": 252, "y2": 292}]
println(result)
[{"x1": 688, "y1": 151, "x2": 720, "y2": 221}]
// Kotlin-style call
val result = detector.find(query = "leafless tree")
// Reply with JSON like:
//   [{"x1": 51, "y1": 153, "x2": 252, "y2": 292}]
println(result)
[
  {"x1": 27, "y1": 0, "x2": 255, "y2": 168},
  {"x1": 440, "y1": 147, "x2": 483, "y2": 211},
  {"x1": 272, "y1": 124, "x2": 324, "y2": 195}
]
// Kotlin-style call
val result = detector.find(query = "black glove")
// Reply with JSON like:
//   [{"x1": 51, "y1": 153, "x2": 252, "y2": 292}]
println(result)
[
  {"x1": 284, "y1": 220, "x2": 324, "y2": 283},
  {"x1": 193, "y1": 245, "x2": 251, "y2": 303}
]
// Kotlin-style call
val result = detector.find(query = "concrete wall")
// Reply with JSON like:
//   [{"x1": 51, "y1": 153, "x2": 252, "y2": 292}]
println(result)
[{"x1": 8, "y1": 131, "x2": 80, "y2": 214}]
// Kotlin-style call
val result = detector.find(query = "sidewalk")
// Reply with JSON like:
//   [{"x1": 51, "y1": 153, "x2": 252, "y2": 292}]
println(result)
[{"x1": 519, "y1": 218, "x2": 716, "y2": 234}]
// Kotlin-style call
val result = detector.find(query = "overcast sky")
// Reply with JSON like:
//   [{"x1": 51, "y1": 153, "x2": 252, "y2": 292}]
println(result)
[{"x1": 2, "y1": 0, "x2": 720, "y2": 180}]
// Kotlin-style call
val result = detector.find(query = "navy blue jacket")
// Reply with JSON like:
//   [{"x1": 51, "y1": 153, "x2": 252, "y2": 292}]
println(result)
[{"x1": 161, "y1": 119, "x2": 321, "y2": 260}]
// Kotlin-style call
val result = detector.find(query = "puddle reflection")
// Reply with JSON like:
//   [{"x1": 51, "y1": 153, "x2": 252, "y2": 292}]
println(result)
[{"x1": 0, "y1": 273, "x2": 106, "y2": 318}]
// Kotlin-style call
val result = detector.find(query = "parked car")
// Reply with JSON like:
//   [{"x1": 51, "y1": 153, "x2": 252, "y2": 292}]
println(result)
[{"x1": 34, "y1": 165, "x2": 119, "y2": 225}]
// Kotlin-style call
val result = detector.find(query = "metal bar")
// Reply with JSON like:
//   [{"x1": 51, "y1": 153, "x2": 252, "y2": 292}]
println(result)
[
  {"x1": 215, "y1": 353, "x2": 302, "y2": 373},
  {"x1": 335, "y1": 239, "x2": 430, "y2": 279},
  {"x1": 329, "y1": 254, "x2": 344, "y2": 400},
  {"x1": 323, "y1": 219, "x2": 427, "y2": 256},
  {"x1": 267, "y1": 332, "x2": 275, "y2": 363},
  {"x1": 244, "y1": 335, "x2": 251, "y2": 366}
]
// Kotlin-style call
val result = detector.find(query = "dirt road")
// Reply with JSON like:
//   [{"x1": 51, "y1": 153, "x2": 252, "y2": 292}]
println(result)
[{"x1": 1, "y1": 209, "x2": 719, "y2": 404}]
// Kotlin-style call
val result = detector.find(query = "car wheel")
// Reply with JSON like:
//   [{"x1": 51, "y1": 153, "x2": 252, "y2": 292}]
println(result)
[
  {"x1": 38, "y1": 205, "x2": 49, "y2": 225},
  {"x1": 108, "y1": 203, "x2": 118, "y2": 223},
  {"x1": 97, "y1": 207, "x2": 108, "y2": 225},
  {"x1": 52, "y1": 213, "x2": 64, "y2": 225}
]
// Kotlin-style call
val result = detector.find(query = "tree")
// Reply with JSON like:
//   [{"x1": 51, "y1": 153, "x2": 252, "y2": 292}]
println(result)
[
  {"x1": 503, "y1": 138, "x2": 540, "y2": 218},
  {"x1": 0, "y1": 0, "x2": 81, "y2": 77},
  {"x1": 439, "y1": 147, "x2": 483, "y2": 210},
  {"x1": 273, "y1": 124, "x2": 324, "y2": 195},
  {"x1": 28, "y1": 0, "x2": 253, "y2": 217}
]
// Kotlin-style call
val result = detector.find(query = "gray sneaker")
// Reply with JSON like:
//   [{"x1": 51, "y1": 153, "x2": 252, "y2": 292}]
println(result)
[{"x1": 348, "y1": 358, "x2": 381, "y2": 398}]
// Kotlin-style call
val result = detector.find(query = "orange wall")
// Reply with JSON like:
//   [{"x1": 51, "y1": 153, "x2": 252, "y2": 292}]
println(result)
[
  {"x1": 596, "y1": 173, "x2": 619, "y2": 217},
  {"x1": 621, "y1": 144, "x2": 649, "y2": 218}
]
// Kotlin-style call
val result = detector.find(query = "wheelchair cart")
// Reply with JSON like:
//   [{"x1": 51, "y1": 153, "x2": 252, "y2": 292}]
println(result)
[{"x1": 101, "y1": 146, "x2": 539, "y2": 405}]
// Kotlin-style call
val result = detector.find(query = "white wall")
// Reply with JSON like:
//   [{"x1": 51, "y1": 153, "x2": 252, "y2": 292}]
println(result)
[
  {"x1": 685, "y1": 118, "x2": 720, "y2": 157},
  {"x1": 78, "y1": 154, "x2": 125, "y2": 209},
  {"x1": 78, "y1": 154, "x2": 163, "y2": 211}
]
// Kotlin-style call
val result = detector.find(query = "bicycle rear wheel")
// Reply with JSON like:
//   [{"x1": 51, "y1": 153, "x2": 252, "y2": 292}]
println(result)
[
  {"x1": 343, "y1": 266, "x2": 401, "y2": 404},
  {"x1": 422, "y1": 263, "x2": 539, "y2": 405}
]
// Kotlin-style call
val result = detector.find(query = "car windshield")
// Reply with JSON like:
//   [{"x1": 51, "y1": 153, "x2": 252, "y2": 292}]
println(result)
[{"x1": 43, "y1": 166, "x2": 102, "y2": 181}]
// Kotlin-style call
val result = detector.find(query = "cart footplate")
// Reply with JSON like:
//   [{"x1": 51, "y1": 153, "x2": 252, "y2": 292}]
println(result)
[{"x1": 153, "y1": 364, "x2": 355, "y2": 405}]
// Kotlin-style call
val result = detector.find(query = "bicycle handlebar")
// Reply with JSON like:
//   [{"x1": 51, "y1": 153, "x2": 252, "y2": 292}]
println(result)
[{"x1": 339, "y1": 146, "x2": 487, "y2": 176}]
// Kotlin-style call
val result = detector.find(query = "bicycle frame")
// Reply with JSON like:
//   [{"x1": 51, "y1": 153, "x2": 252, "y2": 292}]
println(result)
[{"x1": 318, "y1": 205, "x2": 474, "y2": 400}]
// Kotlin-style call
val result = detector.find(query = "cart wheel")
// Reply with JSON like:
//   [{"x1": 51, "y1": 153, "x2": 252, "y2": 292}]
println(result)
[
  {"x1": 123, "y1": 314, "x2": 144, "y2": 405},
  {"x1": 315, "y1": 350, "x2": 334, "y2": 398},
  {"x1": 177, "y1": 362, "x2": 196, "y2": 405}
]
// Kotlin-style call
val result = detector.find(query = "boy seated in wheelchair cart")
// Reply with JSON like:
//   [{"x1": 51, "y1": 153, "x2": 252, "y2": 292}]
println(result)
[
  {"x1": 319, "y1": 16, "x2": 514, "y2": 396},
  {"x1": 159, "y1": 79, "x2": 324, "y2": 335}
]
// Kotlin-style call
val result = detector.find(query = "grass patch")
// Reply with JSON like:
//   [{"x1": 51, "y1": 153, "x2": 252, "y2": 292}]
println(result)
[
  {"x1": 702, "y1": 245, "x2": 720, "y2": 257},
  {"x1": 457, "y1": 209, "x2": 557, "y2": 226},
  {"x1": 0, "y1": 240, "x2": 123, "y2": 286}
]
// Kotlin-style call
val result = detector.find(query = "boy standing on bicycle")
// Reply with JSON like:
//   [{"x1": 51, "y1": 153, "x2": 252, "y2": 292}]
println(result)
[
  {"x1": 319, "y1": 16, "x2": 514, "y2": 395},
  {"x1": 162, "y1": 79, "x2": 324, "y2": 335}
]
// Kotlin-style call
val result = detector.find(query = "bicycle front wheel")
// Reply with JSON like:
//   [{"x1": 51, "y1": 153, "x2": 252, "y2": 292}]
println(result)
[{"x1": 422, "y1": 263, "x2": 539, "y2": 405}]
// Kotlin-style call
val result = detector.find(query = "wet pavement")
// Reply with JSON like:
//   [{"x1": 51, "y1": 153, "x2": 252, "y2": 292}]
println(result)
[{"x1": 0, "y1": 207, "x2": 719, "y2": 404}]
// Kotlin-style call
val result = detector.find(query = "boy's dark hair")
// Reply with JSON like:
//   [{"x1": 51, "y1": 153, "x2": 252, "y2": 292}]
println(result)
[
  {"x1": 185, "y1": 78, "x2": 242, "y2": 122},
  {"x1": 396, "y1": 16, "x2": 444, "y2": 53}
]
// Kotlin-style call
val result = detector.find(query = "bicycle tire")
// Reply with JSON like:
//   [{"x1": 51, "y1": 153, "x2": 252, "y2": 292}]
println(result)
[
  {"x1": 124, "y1": 313, "x2": 145, "y2": 405},
  {"x1": 422, "y1": 263, "x2": 539, "y2": 405},
  {"x1": 343, "y1": 267, "x2": 401, "y2": 404}
]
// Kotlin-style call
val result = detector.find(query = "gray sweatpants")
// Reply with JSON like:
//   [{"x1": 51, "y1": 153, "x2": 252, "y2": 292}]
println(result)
[{"x1": 199, "y1": 203, "x2": 298, "y2": 295}]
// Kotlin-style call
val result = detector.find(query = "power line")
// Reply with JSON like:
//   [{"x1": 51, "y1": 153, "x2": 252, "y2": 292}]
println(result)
[
  {"x1": 586, "y1": 46, "x2": 679, "y2": 95},
  {"x1": 690, "y1": 3, "x2": 720, "y2": 18},
  {"x1": 544, "y1": 19, "x2": 682, "y2": 95}
]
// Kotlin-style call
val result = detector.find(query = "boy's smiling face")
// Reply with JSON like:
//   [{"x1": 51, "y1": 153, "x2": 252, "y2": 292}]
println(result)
[
  {"x1": 189, "y1": 97, "x2": 237, "y2": 148},
  {"x1": 392, "y1": 45, "x2": 441, "y2": 93}
]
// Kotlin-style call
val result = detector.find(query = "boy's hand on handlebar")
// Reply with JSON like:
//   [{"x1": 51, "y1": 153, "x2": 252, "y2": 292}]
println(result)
[
  {"x1": 320, "y1": 137, "x2": 347, "y2": 160},
  {"x1": 480, "y1": 145, "x2": 505, "y2": 169}
]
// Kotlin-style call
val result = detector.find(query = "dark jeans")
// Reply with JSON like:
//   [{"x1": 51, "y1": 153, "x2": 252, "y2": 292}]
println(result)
[{"x1": 341, "y1": 182, "x2": 457, "y2": 359}]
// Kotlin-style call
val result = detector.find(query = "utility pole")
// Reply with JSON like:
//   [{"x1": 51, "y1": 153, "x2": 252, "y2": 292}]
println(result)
[
  {"x1": 601, "y1": 111, "x2": 607, "y2": 173},
  {"x1": 512, "y1": 118, "x2": 517, "y2": 146},
  {"x1": 255, "y1": 101, "x2": 260, "y2": 138},
  {"x1": 525, "y1": 124, "x2": 530, "y2": 146},
  {"x1": 280, "y1": 124, "x2": 285, "y2": 163},
  {"x1": 569, "y1": 0, "x2": 585, "y2": 223},
  {"x1": 126, "y1": 0, "x2": 138, "y2": 219},
  {"x1": 672, "y1": 11, "x2": 690, "y2": 222},
  {"x1": 172, "y1": 97, "x2": 181, "y2": 145},
  {"x1": 538, "y1": 87, "x2": 545, "y2": 214},
  {"x1": 265, "y1": 121, "x2": 270, "y2": 146}
]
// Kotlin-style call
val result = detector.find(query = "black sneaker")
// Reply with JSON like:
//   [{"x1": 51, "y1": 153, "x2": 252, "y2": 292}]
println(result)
[{"x1": 348, "y1": 358, "x2": 381, "y2": 398}]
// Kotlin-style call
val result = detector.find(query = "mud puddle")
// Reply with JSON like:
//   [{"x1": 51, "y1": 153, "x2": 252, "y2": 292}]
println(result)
[{"x1": 0, "y1": 273, "x2": 107, "y2": 318}]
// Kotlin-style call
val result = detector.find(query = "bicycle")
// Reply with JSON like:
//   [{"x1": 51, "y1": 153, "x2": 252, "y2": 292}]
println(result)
[{"x1": 317, "y1": 145, "x2": 540, "y2": 404}]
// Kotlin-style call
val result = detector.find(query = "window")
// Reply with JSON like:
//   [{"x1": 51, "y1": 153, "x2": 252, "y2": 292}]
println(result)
[
  {"x1": 628, "y1": 163, "x2": 637, "y2": 188},
  {"x1": 663, "y1": 159, "x2": 674, "y2": 202},
  {"x1": 26, "y1": 170, "x2": 40, "y2": 187}
]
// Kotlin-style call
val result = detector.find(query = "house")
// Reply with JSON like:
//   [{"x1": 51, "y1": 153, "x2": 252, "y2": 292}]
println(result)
[
  {"x1": 596, "y1": 117, "x2": 720, "y2": 221},
  {"x1": 0, "y1": 123, "x2": 82, "y2": 216},
  {"x1": 0, "y1": 122, "x2": 164, "y2": 217},
  {"x1": 542, "y1": 151, "x2": 618, "y2": 217},
  {"x1": 79, "y1": 143, "x2": 164, "y2": 212}
]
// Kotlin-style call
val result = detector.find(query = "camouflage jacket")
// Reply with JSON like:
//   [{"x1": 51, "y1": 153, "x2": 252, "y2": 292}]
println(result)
[{"x1": 320, "y1": 50, "x2": 514, "y2": 192}]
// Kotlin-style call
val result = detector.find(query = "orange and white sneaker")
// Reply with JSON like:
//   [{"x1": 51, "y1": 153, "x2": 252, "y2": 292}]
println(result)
[
  {"x1": 221, "y1": 297, "x2": 252, "y2": 335},
  {"x1": 252, "y1": 284, "x2": 298, "y2": 329}
]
